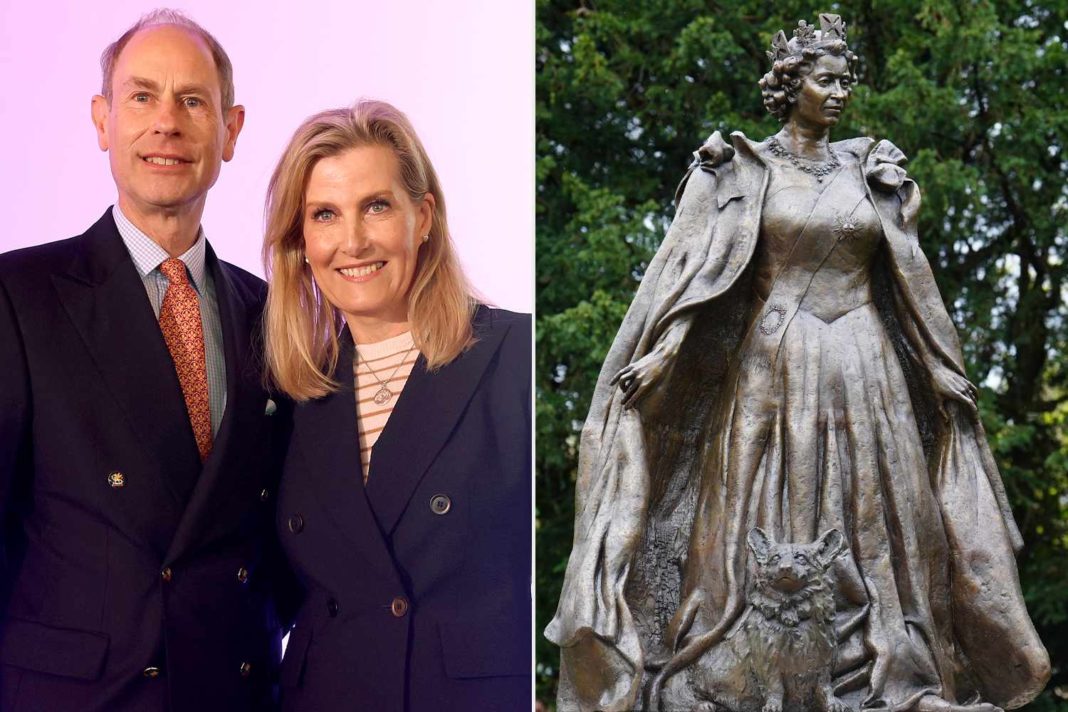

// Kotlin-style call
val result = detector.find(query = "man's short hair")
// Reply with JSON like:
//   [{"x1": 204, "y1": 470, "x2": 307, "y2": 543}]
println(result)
[{"x1": 99, "y1": 8, "x2": 235, "y2": 112}]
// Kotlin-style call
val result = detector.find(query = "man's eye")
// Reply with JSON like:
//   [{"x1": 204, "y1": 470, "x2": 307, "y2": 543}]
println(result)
[
  {"x1": 183, "y1": 97, "x2": 202, "y2": 108},
  {"x1": 312, "y1": 209, "x2": 335, "y2": 222},
  {"x1": 133, "y1": 93, "x2": 150, "y2": 103}
]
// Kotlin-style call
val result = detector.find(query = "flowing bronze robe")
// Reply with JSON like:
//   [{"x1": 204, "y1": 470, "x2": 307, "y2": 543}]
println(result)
[{"x1": 545, "y1": 132, "x2": 1049, "y2": 711}]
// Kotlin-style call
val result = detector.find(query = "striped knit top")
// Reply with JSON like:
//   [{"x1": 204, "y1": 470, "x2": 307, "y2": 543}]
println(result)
[{"x1": 353, "y1": 331, "x2": 419, "y2": 483}]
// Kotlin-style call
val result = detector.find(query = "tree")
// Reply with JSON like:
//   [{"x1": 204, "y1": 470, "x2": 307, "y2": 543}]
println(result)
[{"x1": 536, "y1": 1, "x2": 1068, "y2": 708}]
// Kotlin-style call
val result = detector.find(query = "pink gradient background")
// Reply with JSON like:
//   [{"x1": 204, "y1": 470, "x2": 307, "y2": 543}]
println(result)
[{"x1": 0, "y1": 0, "x2": 533, "y2": 312}]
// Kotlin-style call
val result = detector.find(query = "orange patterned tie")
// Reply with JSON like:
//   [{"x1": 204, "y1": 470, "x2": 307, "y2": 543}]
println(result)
[{"x1": 158, "y1": 258, "x2": 213, "y2": 462}]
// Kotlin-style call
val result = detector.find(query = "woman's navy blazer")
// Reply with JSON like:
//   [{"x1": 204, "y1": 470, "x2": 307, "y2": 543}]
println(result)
[{"x1": 277, "y1": 306, "x2": 531, "y2": 711}]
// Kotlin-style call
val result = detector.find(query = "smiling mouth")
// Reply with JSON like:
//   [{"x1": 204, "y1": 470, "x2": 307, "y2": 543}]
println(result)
[
  {"x1": 339, "y1": 262, "x2": 385, "y2": 278},
  {"x1": 142, "y1": 156, "x2": 190, "y2": 166}
]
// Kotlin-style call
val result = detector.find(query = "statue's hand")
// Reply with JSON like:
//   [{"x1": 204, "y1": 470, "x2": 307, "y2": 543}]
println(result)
[
  {"x1": 611, "y1": 343, "x2": 675, "y2": 410},
  {"x1": 611, "y1": 317, "x2": 692, "y2": 409},
  {"x1": 929, "y1": 360, "x2": 979, "y2": 420}
]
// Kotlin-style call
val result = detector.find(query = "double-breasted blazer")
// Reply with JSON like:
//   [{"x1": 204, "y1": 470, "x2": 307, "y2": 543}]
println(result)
[
  {"x1": 0, "y1": 209, "x2": 294, "y2": 711},
  {"x1": 277, "y1": 306, "x2": 531, "y2": 711}
]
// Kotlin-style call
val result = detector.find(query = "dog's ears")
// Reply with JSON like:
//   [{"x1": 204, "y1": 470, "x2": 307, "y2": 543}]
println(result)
[
  {"x1": 747, "y1": 527, "x2": 773, "y2": 564},
  {"x1": 815, "y1": 528, "x2": 846, "y2": 566}
]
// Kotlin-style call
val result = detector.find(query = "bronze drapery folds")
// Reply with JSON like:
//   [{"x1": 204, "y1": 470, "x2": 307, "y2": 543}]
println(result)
[{"x1": 546, "y1": 13, "x2": 1050, "y2": 712}]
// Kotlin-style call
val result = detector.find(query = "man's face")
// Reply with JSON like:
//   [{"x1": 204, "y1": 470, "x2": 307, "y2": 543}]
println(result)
[{"x1": 91, "y1": 25, "x2": 244, "y2": 219}]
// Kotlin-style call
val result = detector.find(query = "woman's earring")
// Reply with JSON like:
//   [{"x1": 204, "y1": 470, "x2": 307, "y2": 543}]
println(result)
[
  {"x1": 422, "y1": 234, "x2": 430, "y2": 243},
  {"x1": 304, "y1": 255, "x2": 310, "y2": 265}
]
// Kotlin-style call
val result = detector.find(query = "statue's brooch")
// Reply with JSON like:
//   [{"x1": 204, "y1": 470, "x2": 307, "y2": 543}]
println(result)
[{"x1": 833, "y1": 213, "x2": 861, "y2": 240}]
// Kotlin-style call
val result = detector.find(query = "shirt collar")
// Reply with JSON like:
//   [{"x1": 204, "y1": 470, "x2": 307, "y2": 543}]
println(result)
[{"x1": 112, "y1": 204, "x2": 209, "y2": 292}]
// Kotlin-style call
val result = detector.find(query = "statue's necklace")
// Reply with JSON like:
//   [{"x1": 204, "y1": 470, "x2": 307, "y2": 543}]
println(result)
[{"x1": 768, "y1": 137, "x2": 841, "y2": 182}]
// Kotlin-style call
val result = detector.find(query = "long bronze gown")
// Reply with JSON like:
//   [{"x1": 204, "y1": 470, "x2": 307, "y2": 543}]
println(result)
[{"x1": 670, "y1": 152, "x2": 957, "y2": 710}]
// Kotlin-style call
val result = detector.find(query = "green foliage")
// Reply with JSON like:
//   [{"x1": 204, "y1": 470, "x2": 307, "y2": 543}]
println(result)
[{"x1": 536, "y1": 0, "x2": 1068, "y2": 708}]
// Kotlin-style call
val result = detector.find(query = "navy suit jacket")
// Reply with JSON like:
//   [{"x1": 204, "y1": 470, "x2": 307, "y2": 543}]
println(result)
[
  {"x1": 277, "y1": 307, "x2": 531, "y2": 711},
  {"x1": 0, "y1": 210, "x2": 292, "y2": 711}
]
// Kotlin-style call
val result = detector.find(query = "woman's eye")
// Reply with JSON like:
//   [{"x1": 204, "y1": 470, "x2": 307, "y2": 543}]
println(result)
[
  {"x1": 312, "y1": 209, "x2": 335, "y2": 222},
  {"x1": 367, "y1": 200, "x2": 390, "y2": 215}
]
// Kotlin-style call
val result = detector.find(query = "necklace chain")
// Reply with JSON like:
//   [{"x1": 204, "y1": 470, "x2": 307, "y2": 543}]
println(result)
[
  {"x1": 355, "y1": 337, "x2": 416, "y2": 405},
  {"x1": 768, "y1": 137, "x2": 841, "y2": 182}
]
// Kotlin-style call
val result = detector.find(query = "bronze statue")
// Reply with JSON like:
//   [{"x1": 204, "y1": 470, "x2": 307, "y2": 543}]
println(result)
[{"x1": 545, "y1": 14, "x2": 1051, "y2": 712}]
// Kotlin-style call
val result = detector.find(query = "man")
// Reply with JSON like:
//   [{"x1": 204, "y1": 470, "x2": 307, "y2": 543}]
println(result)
[{"x1": 0, "y1": 10, "x2": 292, "y2": 711}]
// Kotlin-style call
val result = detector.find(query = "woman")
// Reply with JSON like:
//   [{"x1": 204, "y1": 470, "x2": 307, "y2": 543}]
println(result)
[
  {"x1": 262, "y1": 100, "x2": 530, "y2": 711},
  {"x1": 547, "y1": 15, "x2": 1049, "y2": 712}
]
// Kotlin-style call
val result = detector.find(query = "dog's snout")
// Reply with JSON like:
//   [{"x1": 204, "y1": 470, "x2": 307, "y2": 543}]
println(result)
[{"x1": 771, "y1": 564, "x2": 806, "y2": 592}]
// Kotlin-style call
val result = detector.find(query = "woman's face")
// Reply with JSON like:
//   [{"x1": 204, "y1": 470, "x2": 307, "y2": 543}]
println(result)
[
  {"x1": 302, "y1": 144, "x2": 434, "y2": 340},
  {"x1": 791, "y1": 53, "x2": 851, "y2": 130}
]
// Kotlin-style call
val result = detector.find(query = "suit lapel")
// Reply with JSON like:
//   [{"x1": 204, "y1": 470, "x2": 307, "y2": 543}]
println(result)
[
  {"x1": 365, "y1": 308, "x2": 510, "y2": 535},
  {"x1": 52, "y1": 210, "x2": 200, "y2": 514},
  {"x1": 296, "y1": 334, "x2": 400, "y2": 579},
  {"x1": 165, "y1": 248, "x2": 264, "y2": 563}
]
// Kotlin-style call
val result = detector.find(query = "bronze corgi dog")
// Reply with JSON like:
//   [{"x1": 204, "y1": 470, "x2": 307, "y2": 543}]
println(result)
[{"x1": 690, "y1": 527, "x2": 849, "y2": 712}]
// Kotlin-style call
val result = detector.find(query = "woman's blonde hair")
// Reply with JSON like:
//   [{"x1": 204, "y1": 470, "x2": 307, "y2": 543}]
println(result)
[{"x1": 263, "y1": 99, "x2": 476, "y2": 401}]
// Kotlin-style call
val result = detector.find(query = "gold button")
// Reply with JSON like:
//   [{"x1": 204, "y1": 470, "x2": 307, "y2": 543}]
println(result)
[
  {"x1": 108, "y1": 471, "x2": 125, "y2": 488},
  {"x1": 239, "y1": 661, "x2": 252, "y2": 678},
  {"x1": 390, "y1": 596, "x2": 408, "y2": 617},
  {"x1": 237, "y1": 567, "x2": 248, "y2": 584},
  {"x1": 161, "y1": 568, "x2": 173, "y2": 583},
  {"x1": 143, "y1": 666, "x2": 160, "y2": 678},
  {"x1": 259, "y1": 488, "x2": 269, "y2": 502}
]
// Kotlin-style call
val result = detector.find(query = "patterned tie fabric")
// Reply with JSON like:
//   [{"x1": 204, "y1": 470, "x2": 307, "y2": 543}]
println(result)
[{"x1": 158, "y1": 258, "x2": 213, "y2": 462}]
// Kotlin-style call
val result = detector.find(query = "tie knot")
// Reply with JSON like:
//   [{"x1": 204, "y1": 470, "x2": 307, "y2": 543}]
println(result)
[{"x1": 160, "y1": 258, "x2": 190, "y2": 285}]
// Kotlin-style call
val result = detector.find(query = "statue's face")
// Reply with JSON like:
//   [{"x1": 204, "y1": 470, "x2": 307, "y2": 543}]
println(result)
[{"x1": 791, "y1": 53, "x2": 852, "y2": 129}]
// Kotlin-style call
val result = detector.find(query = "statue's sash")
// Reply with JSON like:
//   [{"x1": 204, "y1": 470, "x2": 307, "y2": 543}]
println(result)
[{"x1": 742, "y1": 162, "x2": 869, "y2": 373}]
